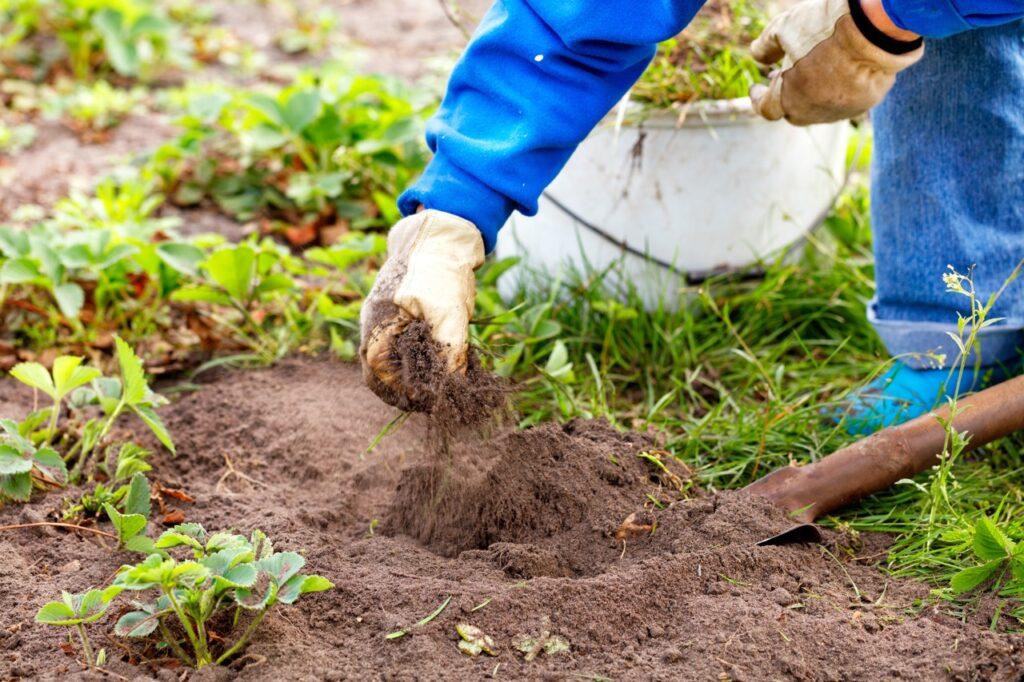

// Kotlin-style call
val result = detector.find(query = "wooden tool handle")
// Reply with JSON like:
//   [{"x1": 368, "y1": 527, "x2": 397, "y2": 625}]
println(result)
[{"x1": 745, "y1": 374, "x2": 1024, "y2": 522}]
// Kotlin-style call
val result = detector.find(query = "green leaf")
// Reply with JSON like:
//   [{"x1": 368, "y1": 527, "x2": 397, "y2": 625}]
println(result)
[
  {"x1": 104, "y1": 503, "x2": 147, "y2": 546},
  {"x1": 156, "y1": 242, "x2": 205, "y2": 276},
  {"x1": 260, "y1": 551, "x2": 306, "y2": 586},
  {"x1": 32, "y1": 446, "x2": 67, "y2": 486},
  {"x1": 124, "y1": 535, "x2": 157, "y2": 554},
  {"x1": 282, "y1": 90, "x2": 320, "y2": 132},
  {"x1": 114, "y1": 554, "x2": 169, "y2": 589},
  {"x1": 35, "y1": 600, "x2": 78, "y2": 626},
  {"x1": 78, "y1": 587, "x2": 120, "y2": 623},
  {"x1": 51, "y1": 356, "x2": 101, "y2": 397},
  {"x1": 113, "y1": 443, "x2": 152, "y2": 482},
  {"x1": 0, "y1": 445, "x2": 33, "y2": 475},
  {"x1": 9, "y1": 362, "x2": 56, "y2": 397},
  {"x1": 253, "y1": 273, "x2": 295, "y2": 299},
  {"x1": 544, "y1": 341, "x2": 571, "y2": 376},
  {"x1": 974, "y1": 517, "x2": 1015, "y2": 561},
  {"x1": 277, "y1": 573, "x2": 333, "y2": 604},
  {"x1": 213, "y1": 564, "x2": 258, "y2": 592},
  {"x1": 115, "y1": 610, "x2": 159, "y2": 637},
  {"x1": 169, "y1": 284, "x2": 234, "y2": 306},
  {"x1": 132, "y1": 405, "x2": 175, "y2": 454},
  {"x1": 156, "y1": 528, "x2": 204, "y2": 551},
  {"x1": 0, "y1": 471, "x2": 32, "y2": 501},
  {"x1": 0, "y1": 257, "x2": 41, "y2": 283},
  {"x1": 93, "y1": 10, "x2": 139, "y2": 76},
  {"x1": 206, "y1": 532, "x2": 248, "y2": 554},
  {"x1": 52, "y1": 283, "x2": 84, "y2": 320},
  {"x1": 236, "y1": 578, "x2": 278, "y2": 611},
  {"x1": 124, "y1": 473, "x2": 151, "y2": 518},
  {"x1": 1012, "y1": 557, "x2": 1024, "y2": 583},
  {"x1": 205, "y1": 246, "x2": 256, "y2": 301},
  {"x1": 950, "y1": 559, "x2": 1003, "y2": 594},
  {"x1": 170, "y1": 561, "x2": 210, "y2": 585},
  {"x1": 298, "y1": 574, "x2": 333, "y2": 594},
  {"x1": 247, "y1": 94, "x2": 286, "y2": 127},
  {"x1": 114, "y1": 337, "x2": 146, "y2": 405}
]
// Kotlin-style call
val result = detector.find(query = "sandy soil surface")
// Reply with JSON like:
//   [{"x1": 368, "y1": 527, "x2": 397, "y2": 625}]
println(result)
[
  {"x1": 208, "y1": 0, "x2": 485, "y2": 80},
  {"x1": 0, "y1": 116, "x2": 176, "y2": 220},
  {"x1": 1, "y1": 357, "x2": 1021, "y2": 680}
]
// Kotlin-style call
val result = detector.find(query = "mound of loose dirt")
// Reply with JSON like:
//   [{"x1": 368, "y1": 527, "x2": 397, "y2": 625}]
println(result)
[
  {"x1": 1, "y1": 357, "x2": 1023, "y2": 681},
  {"x1": 384, "y1": 419, "x2": 689, "y2": 573}
]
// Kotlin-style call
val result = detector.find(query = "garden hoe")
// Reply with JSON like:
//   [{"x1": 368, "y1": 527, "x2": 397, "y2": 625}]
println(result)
[{"x1": 747, "y1": 374, "x2": 1024, "y2": 546}]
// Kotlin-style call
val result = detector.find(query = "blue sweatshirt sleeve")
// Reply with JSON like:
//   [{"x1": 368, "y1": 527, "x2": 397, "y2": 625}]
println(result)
[
  {"x1": 883, "y1": 0, "x2": 1024, "y2": 38},
  {"x1": 398, "y1": 0, "x2": 703, "y2": 252}
]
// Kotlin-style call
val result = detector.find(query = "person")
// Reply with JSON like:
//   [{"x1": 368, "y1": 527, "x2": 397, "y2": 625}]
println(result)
[{"x1": 360, "y1": 0, "x2": 1024, "y2": 431}]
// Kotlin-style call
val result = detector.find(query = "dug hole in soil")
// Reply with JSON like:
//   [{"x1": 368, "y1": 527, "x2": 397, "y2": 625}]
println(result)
[{"x1": 2, "y1": 356, "x2": 1023, "y2": 680}]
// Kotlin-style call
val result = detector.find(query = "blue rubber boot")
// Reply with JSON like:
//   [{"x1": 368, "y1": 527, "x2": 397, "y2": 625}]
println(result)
[{"x1": 838, "y1": 362, "x2": 991, "y2": 436}]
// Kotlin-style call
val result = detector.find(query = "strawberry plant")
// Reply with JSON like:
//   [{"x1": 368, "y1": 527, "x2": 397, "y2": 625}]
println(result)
[
  {"x1": 63, "y1": 442, "x2": 152, "y2": 519},
  {"x1": 110, "y1": 525, "x2": 333, "y2": 668},
  {"x1": 4, "y1": 339, "x2": 174, "y2": 491},
  {"x1": 9, "y1": 354, "x2": 100, "y2": 443},
  {"x1": 0, "y1": 175, "x2": 203, "y2": 347},
  {"x1": 150, "y1": 66, "x2": 430, "y2": 241},
  {"x1": 171, "y1": 240, "x2": 302, "y2": 360},
  {"x1": 42, "y1": 80, "x2": 146, "y2": 139},
  {"x1": 0, "y1": 0, "x2": 190, "y2": 81},
  {"x1": 35, "y1": 586, "x2": 123, "y2": 667},
  {"x1": 0, "y1": 415, "x2": 66, "y2": 503},
  {"x1": 103, "y1": 473, "x2": 154, "y2": 552}
]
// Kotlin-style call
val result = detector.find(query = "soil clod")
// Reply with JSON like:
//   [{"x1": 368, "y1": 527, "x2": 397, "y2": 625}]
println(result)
[{"x1": 388, "y1": 319, "x2": 509, "y2": 432}]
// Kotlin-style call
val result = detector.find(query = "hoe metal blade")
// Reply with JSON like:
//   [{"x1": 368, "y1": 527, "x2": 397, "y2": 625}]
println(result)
[{"x1": 756, "y1": 523, "x2": 823, "y2": 547}]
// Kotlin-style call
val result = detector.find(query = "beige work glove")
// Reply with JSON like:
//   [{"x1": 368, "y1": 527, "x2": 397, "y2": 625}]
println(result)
[
  {"x1": 749, "y1": 0, "x2": 924, "y2": 125},
  {"x1": 359, "y1": 210, "x2": 485, "y2": 408}
]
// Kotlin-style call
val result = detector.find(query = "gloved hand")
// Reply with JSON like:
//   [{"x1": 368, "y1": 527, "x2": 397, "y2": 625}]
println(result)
[
  {"x1": 359, "y1": 210, "x2": 485, "y2": 408},
  {"x1": 749, "y1": 0, "x2": 924, "y2": 125}
]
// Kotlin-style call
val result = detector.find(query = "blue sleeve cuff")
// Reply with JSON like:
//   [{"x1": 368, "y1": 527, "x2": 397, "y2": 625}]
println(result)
[
  {"x1": 881, "y1": 0, "x2": 972, "y2": 38},
  {"x1": 397, "y1": 158, "x2": 518, "y2": 254}
]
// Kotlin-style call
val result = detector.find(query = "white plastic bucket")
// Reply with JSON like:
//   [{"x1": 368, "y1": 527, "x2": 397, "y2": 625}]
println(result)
[{"x1": 495, "y1": 97, "x2": 851, "y2": 308}]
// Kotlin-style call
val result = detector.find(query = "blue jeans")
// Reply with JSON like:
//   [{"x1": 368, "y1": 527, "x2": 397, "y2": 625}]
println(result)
[{"x1": 871, "y1": 20, "x2": 1024, "y2": 369}]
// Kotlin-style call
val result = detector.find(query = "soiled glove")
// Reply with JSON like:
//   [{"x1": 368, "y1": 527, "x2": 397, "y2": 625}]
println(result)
[
  {"x1": 359, "y1": 210, "x2": 485, "y2": 407},
  {"x1": 749, "y1": 0, "x2": 924, "y2": 125}
]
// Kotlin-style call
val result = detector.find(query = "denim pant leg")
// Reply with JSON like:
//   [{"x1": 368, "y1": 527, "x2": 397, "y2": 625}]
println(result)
[{"x1": 870, "y1": 20, "x2": 1024, "y2": 369}]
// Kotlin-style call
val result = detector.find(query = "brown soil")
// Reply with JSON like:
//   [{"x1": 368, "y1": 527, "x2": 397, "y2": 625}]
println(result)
[
  {"x1": 207, "y1": 0, "x2": 485, "y2": 81},
  {"x1": 1, "y1": 356, "x2": 1022, "y2": 681},
  {"x1": 0, "y1": 116, "x2": 177, "y2": 220},
  {"x1": 387, "y1": 320, "x2": 508, "y2": 429}
]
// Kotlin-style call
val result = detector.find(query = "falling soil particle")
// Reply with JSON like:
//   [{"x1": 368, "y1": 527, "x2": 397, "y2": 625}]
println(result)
[
  {"x1": 384, "y1": 419, "x2": 690, "y2": 572},
  {"x1": 1, "y1": 356, "x2": 1022, "y2": 680}
]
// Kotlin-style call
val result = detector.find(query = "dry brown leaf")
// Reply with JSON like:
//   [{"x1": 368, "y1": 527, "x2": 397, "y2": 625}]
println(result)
[
  {"x1": 161, "y1": 509, "x2": 186, "y2": 524},
  {"x1": 615, "y1": 512, "x2": 655, "y2": 541}
]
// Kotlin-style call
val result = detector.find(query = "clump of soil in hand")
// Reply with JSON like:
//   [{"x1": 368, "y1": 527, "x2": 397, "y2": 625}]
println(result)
[{"x1": 389, "y1": 319, "x2": 509, "y2": 432}]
